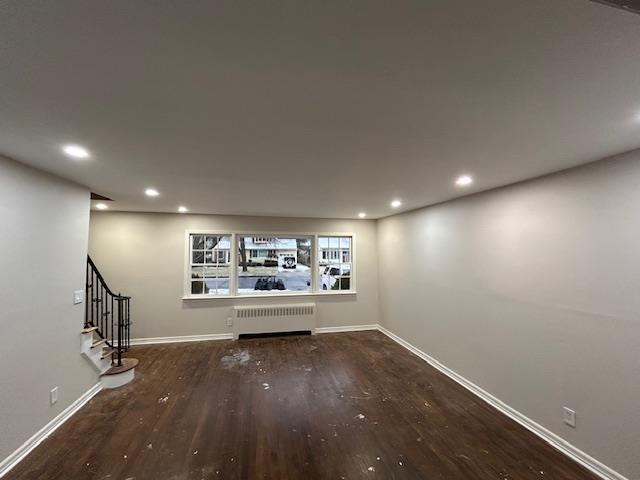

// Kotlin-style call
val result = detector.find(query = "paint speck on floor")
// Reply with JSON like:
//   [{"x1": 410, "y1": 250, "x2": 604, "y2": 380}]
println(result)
[
  {"x1": 221, "y1": 349, "x2": 251, "y2": 368},
  {"x1": 367, "y1": 466, "x2": 375, "y2": 472},
  {"x1": 355, "y1": 413, "x2": 365, "y2": 420},
  {"x1": 262, "y1": 383, "x2": 270, "y2": 390}
]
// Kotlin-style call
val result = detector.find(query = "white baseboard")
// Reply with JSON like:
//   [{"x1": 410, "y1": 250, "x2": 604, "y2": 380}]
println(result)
[
  {"x1": 132, "y1": 327, "x2": 378, "y2": 344},
  {"x1": 0, "y1": 382, "x2": 102, "y2": 478},
  {"x1": 130, "y1": 333, "x2": 233, "y2": 345},
  {"x1": 315, "y1": 324, "x2": 379, "y2": 334},
  {"x1": 376, "y1": 325, "x2": 627, "y2": 480}
]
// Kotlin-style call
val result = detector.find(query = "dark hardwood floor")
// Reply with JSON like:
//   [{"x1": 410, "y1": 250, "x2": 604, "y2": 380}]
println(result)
[{"x1": 6, "y1": 331, "x2": 599, "y2": 479}]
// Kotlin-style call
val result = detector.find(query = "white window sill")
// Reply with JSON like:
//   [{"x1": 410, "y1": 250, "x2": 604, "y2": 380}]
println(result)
[{"x1": 182, "y1": 291, "x2": 357, "y2": 301}]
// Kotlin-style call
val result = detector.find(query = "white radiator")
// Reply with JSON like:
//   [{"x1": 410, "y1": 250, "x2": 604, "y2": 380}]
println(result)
[{"x1": 232, "y1": 303, "x2": 316, "y2": 339}]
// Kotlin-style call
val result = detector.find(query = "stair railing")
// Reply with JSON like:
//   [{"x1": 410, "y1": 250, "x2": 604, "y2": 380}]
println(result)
[{"x1": 85, "y1": 256, "x2": 131, "y2": 366}]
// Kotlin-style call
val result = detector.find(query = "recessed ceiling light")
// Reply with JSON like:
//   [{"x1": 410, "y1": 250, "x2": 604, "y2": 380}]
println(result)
[
  {"x1": 178, "y1": 206, "x2": 188, "y2": 213},
  {"x1": 95, "y1": 203, "x2": 108, "y2": 210},
  {"x1": 358, "y1": 212, "x2": 366, "y2": 218},
  {"x1": 390, "y1": 199, "x2": 402, "y2": 208},
  {"x1": 145, "y1": 188, "x2": 159, "y2": 197},
  {"x1": 455, "y1": 175, "x2": 473, "y2": 187},
  {"x1": 62, "y1": 144, "x2": 90, "y2": 159}
]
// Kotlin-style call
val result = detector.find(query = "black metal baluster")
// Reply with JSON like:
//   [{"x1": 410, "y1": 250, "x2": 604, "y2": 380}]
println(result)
[
  {"x1": 110, "y1": 294, "x2": 114, "y2": 359},
  {"x1": 92, "y1": 270, "x2": 96, "y2": 329},
  {"x1": 127, "y1": 298, "x2": 131, "y2": 350},
  {"x1": 84, "y1": 262, "x2": 90, "y2": 328},
  {"x1": 101, "y1": 285, "x2": 105, "y2": 335},
  {"x1": 117, "y1": 298, "x2": 123, "y2": 366}
]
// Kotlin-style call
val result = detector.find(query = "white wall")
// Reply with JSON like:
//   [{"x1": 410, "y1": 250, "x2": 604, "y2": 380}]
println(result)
[
  {"x1": 0, "y1": 156, "x2": 95, "y2": 463},
  {"x1": 377, "y1": 150, "x2": 640, "y2": 479},
  {"x1": 88, "y1": 213, "x2": 379, "y2": 339}
]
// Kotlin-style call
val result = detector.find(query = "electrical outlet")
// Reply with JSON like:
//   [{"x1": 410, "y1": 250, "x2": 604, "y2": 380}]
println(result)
[
  {"x1": 226, "y1": 317, "x2": 233, "y2": 327},
  {"x1": 73, "y1": 290, "x2": 84, "y2": 305},
  {"x1": 563, "y1": 407, "x2": 576, "y2": 427},
  {"x1": 50, "y1": 387, "x2": 59, "y2": 405}
]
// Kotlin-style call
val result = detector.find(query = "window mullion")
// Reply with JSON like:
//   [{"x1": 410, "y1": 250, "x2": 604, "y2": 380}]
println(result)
[
  {"x1": 230, "y1": 233, "x2": 238, "y2": 296},
  {"x1": 312, "y1": 234, "x2": 319, "y2": 292}
]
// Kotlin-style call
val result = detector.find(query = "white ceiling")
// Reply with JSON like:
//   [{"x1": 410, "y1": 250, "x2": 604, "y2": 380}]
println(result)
[{"x1": 2, "y1": 0, "x2": 640, "y2": 219}]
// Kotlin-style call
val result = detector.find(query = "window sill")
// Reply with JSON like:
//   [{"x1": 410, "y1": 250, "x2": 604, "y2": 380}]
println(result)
[{"x1": 182, "y1": 291, "x2": 357, "y2": 301}]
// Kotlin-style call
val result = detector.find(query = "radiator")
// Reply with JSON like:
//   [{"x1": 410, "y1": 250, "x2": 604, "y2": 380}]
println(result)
[{"x1": 232, "y1": 303, "x2": 316, "y2": 339}]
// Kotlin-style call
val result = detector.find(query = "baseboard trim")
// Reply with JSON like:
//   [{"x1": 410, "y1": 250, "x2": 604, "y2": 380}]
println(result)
[
  {"x1": 130, "y1": 333, "x2": 234, "y2": 345},
  {"x1": 315, "y1": 324, "x2": 379, "y2": 334},
  {"x1": 376, "y1": 325, "x2": 628, "y2": 480},
  {"x1": 132, "y1": 327, "x2": 380, "y2": 344},
  {"x1": 0, "y1": 382, "x2": 102, "y2": 478}
]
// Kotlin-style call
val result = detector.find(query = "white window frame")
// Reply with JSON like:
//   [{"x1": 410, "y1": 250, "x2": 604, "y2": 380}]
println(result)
[
  {"x1": 316, "y1": 235, "x2": 355, "y2": 294},
  {"x1": 184, "y1": 231, "x2": 235, "y2": 298},
  {"x1": 182, "y1": 230, "x2": 356, "y2": 300}
]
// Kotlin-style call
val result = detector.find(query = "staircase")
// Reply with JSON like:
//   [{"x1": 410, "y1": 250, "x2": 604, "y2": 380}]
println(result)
[{"x1": 81, "y1": 256, "x2": 138, "y2": 389}]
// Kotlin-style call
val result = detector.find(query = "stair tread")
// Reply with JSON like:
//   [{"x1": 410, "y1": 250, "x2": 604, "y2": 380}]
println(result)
[
  {"x1": 101, "y1": 358, "x2": 138, "y2": 376},
  {"x1": 91, "y1": 339, "x2": 107, "y2": 348},
  {"x1": 101, "y1": 348, "x2": 114, "y2": 359},
  {"x1": 81, "y1": 326, "x2": 98, "y2": 334}
]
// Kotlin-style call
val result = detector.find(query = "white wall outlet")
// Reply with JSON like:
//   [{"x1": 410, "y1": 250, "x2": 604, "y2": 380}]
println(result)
[
  {"x1": 226, "y1": 316, "x2": 233, "y2": 327},
  {"x1": 73, "y1": 290, "x2": 84, "y2": 305},
  {"x1": 563, "y1": 407, "x2": 576, "y2": 427},
  {"x1": 50, "y1": 387, "x2": 59, "y2": 405}
]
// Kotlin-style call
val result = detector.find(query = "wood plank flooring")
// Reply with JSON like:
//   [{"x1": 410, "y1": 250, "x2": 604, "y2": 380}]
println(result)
[{"x1": 5, "y1": 331, "x2": 599, "y2": 479}]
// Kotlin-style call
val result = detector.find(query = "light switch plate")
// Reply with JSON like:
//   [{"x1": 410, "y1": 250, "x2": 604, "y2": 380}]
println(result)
[
  {"x1": 563, "y1": 407, "x2": 576, "y2": 427},
  {"x1": 50, "y1": 387, "x2": 58, "y2": 405},
  {"x1": 73, "y1": 290, "x2": 84, "y2": 305}
]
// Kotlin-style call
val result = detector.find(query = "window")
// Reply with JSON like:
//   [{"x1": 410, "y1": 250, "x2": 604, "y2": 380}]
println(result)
[
  {"x1": 185, "y1": 232, "x2": 354, "y2": 297},
  {"x1": 318, "y1": 236, "x2": 352, "y2": 291},
  {"x1": 189, "y1": 234, "x2": 231, "y2": 295},
  {"x1": 237, "y1": 235, "x2": 312, "y2": 295}
]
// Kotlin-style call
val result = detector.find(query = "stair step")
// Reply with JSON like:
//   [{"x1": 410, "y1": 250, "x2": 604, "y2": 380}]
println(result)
[
  {"x1": 91, "y1": 339, "x2": 107, "y2": 348},
  {"x1": 101, "y1": 358, "x2": 139, "y2": 376},
  {"x1": 81, "y1": 326, "x2": 99, "y2": 334},
  {"x1": 101, "y1": 348, "x2": 114, "y2": 359}
]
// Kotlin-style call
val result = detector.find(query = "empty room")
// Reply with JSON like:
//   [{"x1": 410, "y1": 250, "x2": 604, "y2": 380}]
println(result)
[{"x1": 1, "y1": 1, "x2": 639, "y2": 479}]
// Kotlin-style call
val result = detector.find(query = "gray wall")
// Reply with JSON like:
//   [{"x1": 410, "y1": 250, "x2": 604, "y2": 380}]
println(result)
[
  {"x1": 377, "y1": 150, "x2": 640, "y2": 479},
  {"x1": 0, "y1": 156, "x2": 96, "y2": 462},
  {"x1": 88, "y1": 213, "x2": 379, "y2": 338}
]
